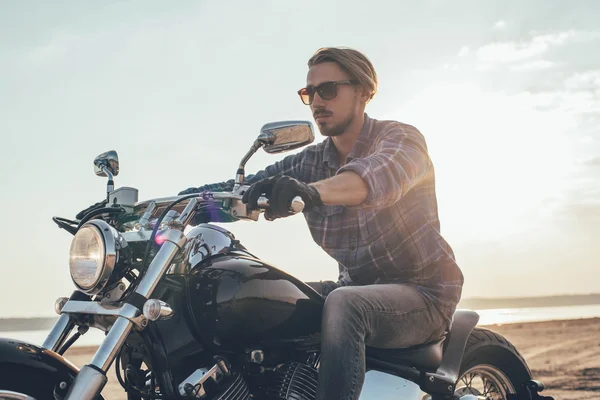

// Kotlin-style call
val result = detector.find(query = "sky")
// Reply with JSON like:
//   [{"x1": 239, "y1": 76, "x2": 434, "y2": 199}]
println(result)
[{"x1": 1, "y1": 0, "x2": 599, "y2": 318}]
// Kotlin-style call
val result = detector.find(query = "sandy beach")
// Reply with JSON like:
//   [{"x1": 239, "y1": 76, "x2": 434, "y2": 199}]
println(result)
[{"x1": 63, "y1": 317, "x2": 600, "y2": 399}]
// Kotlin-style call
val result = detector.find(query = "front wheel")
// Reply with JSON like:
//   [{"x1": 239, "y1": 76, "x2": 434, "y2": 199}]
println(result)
[{"x1": 455, "y1": 327, "x2": 532, "y2": 399}]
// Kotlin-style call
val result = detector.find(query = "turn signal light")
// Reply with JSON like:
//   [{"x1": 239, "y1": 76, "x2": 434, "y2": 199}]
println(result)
[{"x1": 143, "y1": 299, "x2": 174, "y2": 321}]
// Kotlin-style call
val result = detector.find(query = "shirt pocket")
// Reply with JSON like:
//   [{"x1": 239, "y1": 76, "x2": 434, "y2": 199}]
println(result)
[
  {"x1": 306, "y1": 205, "x2": 346, "y2": 249},
  {"x1": 357, "y1": 207, "x2": 395, "y2": 243}
]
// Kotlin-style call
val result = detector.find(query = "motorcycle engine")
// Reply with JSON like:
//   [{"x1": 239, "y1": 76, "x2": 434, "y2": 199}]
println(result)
[
  {"x1": 177, "y1": 361, "x2": 317, "y2": 400},
  {"x1": 260, "y1": 362, "x2": 318, "y2": 400}
]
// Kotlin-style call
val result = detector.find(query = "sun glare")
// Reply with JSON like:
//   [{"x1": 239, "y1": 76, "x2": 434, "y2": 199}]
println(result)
[{"x1": 395, "y1": 81, "x2": 576, "y2": 240}]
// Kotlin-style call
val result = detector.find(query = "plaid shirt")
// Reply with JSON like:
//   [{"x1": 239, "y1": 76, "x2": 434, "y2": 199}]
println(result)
[{"x1": 184, "y1": 114, "x2": 463, "y2": 321}]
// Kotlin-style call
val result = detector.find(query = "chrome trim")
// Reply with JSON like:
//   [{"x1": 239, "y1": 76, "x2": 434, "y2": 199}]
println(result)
[
  {"x1": 0, "y1": 390, "x2": 37, "y2": 399},
  {"x1": 90, "y1": 317, "x2": 134, "y2": 371},
  {"x1": 161, "y1": 209, "x2": 180, "y2": 229},
  {"x1": 135, "y1": 195, "x2": 192, "y2": 208},
  {"x1": 249, "y1": 350, "x2": 264, "y2": 364},
  {"x1": 178, "y1": 362, "x2": 228, "y2": 396},
  {"x1": 170, "y1": 224, "x2": 239, "y2": 274},
  {"x1": 143, "y1": 299, "x2": 174, "y2": 321},
  {"x1": 64, "y1": 364, "x2": 108, "y2": 400},
  {"x1": 54, "y1": 297, "x2": 69, "y2": 315},
  {"x1": 175, "y1": 197, "x2": 198, "y2": 227},
  {"x1": 122, "y1": 229, "x2": 153, "y2": 243},
  {"x1": 70, "y1": 220, "x2": 119, "y2": 295},
  {"x1": 235, "y1": 139, "x2": 262, "y2": 189},
  {"x1": 93, "y1": 150, "x2": 119, "y2": 177},
  {"x1": 136, "y1": 200, "x2": 156, "y2": 230},
  {"x1": 230, "y1": 197, "x2": 261, "y2": 221},
  {"x1": 60, "y1": 301, "x2": 145, "y2": 329},
  {"x1": 42, "y1": 314, "x2": 75, "y2": 352},
  {"x1": 259, "y1": 120, "x2": 315, "y2": 154},
  {"x1": 108, "y1": 186, "x2": 138, "y2": 210},
  {"x1": 134, "y1": 229, "x2": 187, "y2": 298},
  {"x1": 132, "y1": 192, "x2": 236, "y2": 213}
]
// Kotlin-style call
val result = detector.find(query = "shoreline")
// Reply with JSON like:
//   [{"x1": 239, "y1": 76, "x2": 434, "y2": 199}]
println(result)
[{"x1": 62, "y1": 315, "x2": 600, "y2": 353}]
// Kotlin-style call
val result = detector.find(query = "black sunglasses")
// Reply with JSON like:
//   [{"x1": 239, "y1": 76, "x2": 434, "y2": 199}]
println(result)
[{"x1": 297, "y1": 80, "x2": 359, "y2": 105}]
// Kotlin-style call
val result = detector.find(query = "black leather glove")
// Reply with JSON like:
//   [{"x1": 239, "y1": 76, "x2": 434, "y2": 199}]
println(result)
[
  {"x1": 242, "y1": 175, "x2": 323, "y2": 220},
  {"x1": 75, "y1": 199, "x2": 109, "y2": 220},
  {"x1": 178, "y1": 181, "x2": 234, "y2": 196},
  {"x1": 178, "y1": 186, "x2": 204, "y2": 195}
]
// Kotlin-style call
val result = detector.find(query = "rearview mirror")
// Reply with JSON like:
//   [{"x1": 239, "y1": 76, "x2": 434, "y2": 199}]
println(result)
[
  {"x1": 258, "y1": 121, "x2": 315, "y2": 154},
  {"x1": 94, "y1": 150, "x2": 120, "y2": 177}
]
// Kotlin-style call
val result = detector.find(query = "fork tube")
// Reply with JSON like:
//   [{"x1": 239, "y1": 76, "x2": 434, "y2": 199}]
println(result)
[
  {"x1": 134, "y1": 229, "x2": 187, "y2": 297},
  {"x1": 64, "y1": 317, "x2": 133, "y2": 400},
  {"x1": 42, "y1": 314, "x2": 75, "y2": 352},
  {"x1": 90, "y1": 317, "x2": 134, "y2": 371}
]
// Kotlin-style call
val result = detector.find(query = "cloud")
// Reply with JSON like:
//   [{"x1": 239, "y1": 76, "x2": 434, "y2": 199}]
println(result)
[
  {"x1": 580, "y1": 136, "x2": 595, "y2": 144},
  {"x1": 564, "y1": 70, "x2": 600, "y2": 91},
  {"x1": 493, "y1": 20, "x2": 507, "y2": 30},
  {"x1": 579, "y1": 157, "x2": 600, "y2": 167},
  {"x1": 457, "y1": 45, "x2": 470, "y2": 57},
  {"x1": 509, "y1": 60, "x2": 555, "y2": 71},
  {"x1": 476, "y1": 32, "x2": 571, "y2": 64},
  {"x1": 475, "y1": 30, "x2": 600, "y2": 69}
]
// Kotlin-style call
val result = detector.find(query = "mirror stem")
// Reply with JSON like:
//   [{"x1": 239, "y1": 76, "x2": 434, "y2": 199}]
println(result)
[
  {"x1": 100, "y1": 165, "x2": 114, "y2": 200},
  {"x1": 234, "y1": 140, "x2": 262, "y2": 191}
]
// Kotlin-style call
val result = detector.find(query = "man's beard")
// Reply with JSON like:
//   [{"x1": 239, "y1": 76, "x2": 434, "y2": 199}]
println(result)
[{"x1": 318, "y1": 112, "x2": 355, "y2": 137}]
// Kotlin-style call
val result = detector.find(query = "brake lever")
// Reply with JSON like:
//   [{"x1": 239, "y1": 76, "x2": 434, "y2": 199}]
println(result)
[{"x1": 257, "y1": 196, "x2": 305, "y2": 213}]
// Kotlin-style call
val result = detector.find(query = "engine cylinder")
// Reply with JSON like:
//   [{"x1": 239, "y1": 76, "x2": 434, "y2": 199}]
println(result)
[{"x1": 263, "y1": 363, "x2": 318, "y2": 400}]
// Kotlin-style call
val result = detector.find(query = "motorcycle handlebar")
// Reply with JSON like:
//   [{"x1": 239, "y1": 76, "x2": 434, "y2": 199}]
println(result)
[{"x1": 257, "y1": 195, "x2": 305, "y2": 213}]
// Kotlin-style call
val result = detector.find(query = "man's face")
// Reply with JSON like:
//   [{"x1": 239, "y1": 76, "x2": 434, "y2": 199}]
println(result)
[{"x1": 305, "y1": 62, "x2": 363, "y2": 137}]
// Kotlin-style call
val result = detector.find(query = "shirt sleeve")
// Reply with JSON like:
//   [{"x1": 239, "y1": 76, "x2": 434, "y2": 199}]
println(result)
[
  {"x1": 336, "y1": 123, "x2": 432, "y2": 210},
  {"x1": 180, "y1": 150, "x2": 306, "y2": 194},
  {"x1": 244, "y1": 150, "x2": 305, "y2": 184}
]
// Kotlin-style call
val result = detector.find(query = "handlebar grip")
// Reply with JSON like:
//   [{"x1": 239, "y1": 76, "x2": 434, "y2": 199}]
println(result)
[
  {"x1": 256, "y1": 196, "x2": 305, "y2": 213},
  {"x1": 290, "y1": 196, "x2": 305, "y2": 213}
]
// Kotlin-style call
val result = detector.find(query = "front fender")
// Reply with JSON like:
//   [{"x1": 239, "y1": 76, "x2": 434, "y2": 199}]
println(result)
[{"x1": 0, "y1": 337, "x2": 104, "y2": 399}]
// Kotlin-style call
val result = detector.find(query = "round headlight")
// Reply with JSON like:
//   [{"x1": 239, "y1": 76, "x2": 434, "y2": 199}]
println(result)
[{"x1": 69, "y1": 220, "x2": 118, "y2": 294}]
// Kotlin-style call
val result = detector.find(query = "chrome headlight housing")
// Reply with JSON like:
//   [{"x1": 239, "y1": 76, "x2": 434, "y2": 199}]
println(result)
[{"x1": 69, "y1": 220, "x2": 126, "y2": 294}]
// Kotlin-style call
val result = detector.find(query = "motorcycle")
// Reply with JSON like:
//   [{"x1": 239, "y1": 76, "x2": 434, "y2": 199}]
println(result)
[{"x1": 0, "y1": 121, "x2": 553, "y2": 400}]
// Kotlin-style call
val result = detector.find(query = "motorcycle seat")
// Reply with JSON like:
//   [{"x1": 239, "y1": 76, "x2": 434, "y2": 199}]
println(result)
[{"x1": 365, "y1": 336, "x2": 445, "y2": 372}]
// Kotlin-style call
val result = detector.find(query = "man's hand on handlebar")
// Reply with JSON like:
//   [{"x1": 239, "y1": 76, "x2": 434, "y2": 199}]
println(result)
[{"x1": 242, "y1": 175, "x2": 322, "y2": 221}]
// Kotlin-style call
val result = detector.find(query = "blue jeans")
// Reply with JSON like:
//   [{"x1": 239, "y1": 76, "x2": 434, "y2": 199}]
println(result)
[{"x1": 308, "y1": 282, "x2": 448, "y2": 400}]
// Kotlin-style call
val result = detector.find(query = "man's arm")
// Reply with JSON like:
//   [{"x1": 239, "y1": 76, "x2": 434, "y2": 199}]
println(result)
[
  {"x1": 310, "y1": 171, "x2": 368, "y2": 206},
  {"x1": 179, "y1": 151, "x2": 305, "y2": 195},
  {"x1": 316, "y1": 124, "x2": 432, "y2": 209}
]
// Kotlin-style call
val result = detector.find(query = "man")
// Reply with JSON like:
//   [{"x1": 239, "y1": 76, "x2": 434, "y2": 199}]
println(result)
[{"x1": 179, "y1": 47, "x2": 464, "y2": 400}]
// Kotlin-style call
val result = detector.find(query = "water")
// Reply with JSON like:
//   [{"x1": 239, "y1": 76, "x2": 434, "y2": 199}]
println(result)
[
  {"x1": 2, "y1": 304, "x2": 600, "y2": 348},
  {"x1": 475, "y1": 303, "x2": 600, "y2": 325},
  {"x1": 0, "y1": 328, "x2": 107, "y2": 348}
]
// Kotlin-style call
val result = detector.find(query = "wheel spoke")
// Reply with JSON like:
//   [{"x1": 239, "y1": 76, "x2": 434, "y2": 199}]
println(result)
[
  {"x1": 469, "y1": 373, "x2": 475, "y2": 388},
  {"x1": 457, "y1": 364, "x2": 515, "y2": 400},
  {"x1": 483, "y1": 377, "x2": 491, "y2": 394}
]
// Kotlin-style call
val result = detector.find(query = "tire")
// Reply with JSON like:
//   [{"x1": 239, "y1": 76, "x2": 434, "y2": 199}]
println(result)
[{"x1": 455, "y1": 327, "x2": 532, "y2": 399}]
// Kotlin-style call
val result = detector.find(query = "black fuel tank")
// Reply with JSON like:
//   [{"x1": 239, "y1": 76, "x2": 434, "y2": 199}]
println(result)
[{"x1": 187, "y1": 254, "x2": 324, "y2": 352}]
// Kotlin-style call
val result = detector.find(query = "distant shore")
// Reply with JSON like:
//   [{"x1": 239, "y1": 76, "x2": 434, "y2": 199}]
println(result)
[
  {"x1": 60, "y1": 317, "x2": 600, "y2": 400},
  {"x1": 3, "y1": 293, "x2": 600, "y2": 332},
  {"x1": 457, "y1": 293, "x2": 600, "y2": 310}
]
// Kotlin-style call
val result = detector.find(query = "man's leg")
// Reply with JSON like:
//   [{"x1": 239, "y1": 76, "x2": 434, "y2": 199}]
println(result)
[
  {"x1": 315, "y1": 284, "x2": 447, "y2": 400},
  {"x1": 306, "y1": 281, "x2": 340, "y2": 297}
]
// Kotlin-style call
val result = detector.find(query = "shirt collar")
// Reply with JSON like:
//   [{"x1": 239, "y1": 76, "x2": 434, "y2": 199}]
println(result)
[{"x1": 322, "y1": 113, "x2": 372, "y2": 169}]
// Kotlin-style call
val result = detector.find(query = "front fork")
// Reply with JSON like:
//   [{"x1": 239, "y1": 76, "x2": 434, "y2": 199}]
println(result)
[{"x1": 43, "y1": 227, "x2": 188, "y2": 400}]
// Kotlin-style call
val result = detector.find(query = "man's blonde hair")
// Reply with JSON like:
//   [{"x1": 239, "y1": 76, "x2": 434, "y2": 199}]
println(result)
[{"x1": 308, "y1": 47, "x2": 378, "y2": 101}]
